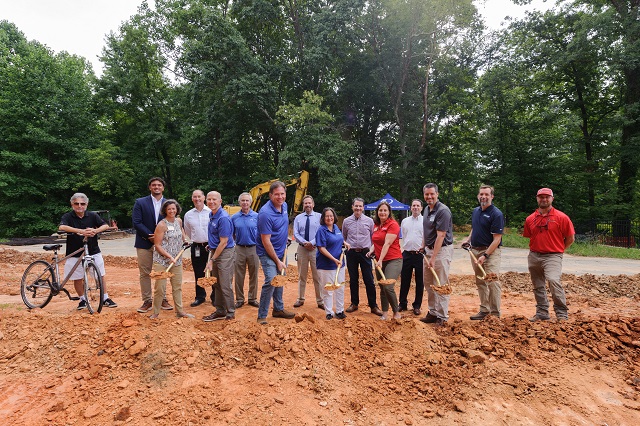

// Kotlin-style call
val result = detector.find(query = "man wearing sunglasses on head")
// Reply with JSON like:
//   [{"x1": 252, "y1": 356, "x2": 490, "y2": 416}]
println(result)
[{"x1": 523, "y1": 188, "x2": 575, "y2": 322}]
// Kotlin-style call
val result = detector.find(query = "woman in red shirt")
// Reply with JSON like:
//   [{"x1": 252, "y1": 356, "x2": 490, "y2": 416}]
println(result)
[{"x1": 369, "y1": 201, "x2": 402, "y2": 320}]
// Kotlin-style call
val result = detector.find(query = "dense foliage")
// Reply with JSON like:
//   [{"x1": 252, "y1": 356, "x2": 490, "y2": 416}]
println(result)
[{"x1": 1, "y1": 0, "x2": 639, "y2": 237}]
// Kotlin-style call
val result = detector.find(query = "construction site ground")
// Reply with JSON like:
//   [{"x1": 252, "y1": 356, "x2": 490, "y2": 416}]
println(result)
[{"x1": 0, "y1": 239, "x2": 639, "y2": 425}]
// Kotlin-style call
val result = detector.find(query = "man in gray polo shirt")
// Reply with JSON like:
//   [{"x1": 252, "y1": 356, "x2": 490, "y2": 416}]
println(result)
[{"x1": 420, "y1": 183, "x2": 454, "y2": 326}]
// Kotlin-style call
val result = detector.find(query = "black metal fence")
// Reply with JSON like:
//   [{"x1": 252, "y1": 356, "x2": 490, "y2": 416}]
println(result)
[{"x1": 576, "y1": 220, "x2": 640, "y2": 248}]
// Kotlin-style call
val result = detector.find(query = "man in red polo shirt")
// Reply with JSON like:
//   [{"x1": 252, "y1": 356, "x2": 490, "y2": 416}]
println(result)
[{"x1": 523, "y1": 188, "x2": 575, "y2": 322}]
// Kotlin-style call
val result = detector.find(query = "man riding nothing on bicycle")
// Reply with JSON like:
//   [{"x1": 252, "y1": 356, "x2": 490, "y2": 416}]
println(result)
[{"x1": 58, "y1": 193, "x2": 118, "y2": 310}]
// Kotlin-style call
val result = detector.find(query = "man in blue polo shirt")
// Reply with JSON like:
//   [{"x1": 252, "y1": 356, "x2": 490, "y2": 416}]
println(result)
[
  {"x1": 256, "y1": 181, "x2": 296, "y2": 324},
  {"x1": 202, "y1": 191, "x2": 236, "y2": 321},
  {"x1": 231, "y1": 192, "x2": 260, "y2": 308},
  {"x1": 461, "y1": 185, "x2": 505, "y2": 320}
]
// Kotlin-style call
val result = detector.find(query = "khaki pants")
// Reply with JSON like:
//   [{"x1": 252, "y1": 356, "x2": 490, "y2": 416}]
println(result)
[
  {"x1": 528, "y1": 252, "x2": 567, "y2": 319},
  {"x1": 152, "y1": 263, "x2": 183, "y2": 315},
  {"x1": 234, "y1": 245, "x2": 259, "y2": 303},
  {"x1": 137, "y1": 247, "x2": 164, "y2": 303},
  {"x1": 424, "y1": 245, "x2": 453, "y2": 320},
  {"x1": 471, "y1": 248, "x2": 502, "y2": 316},
  {"x1": 296, "y1": 245, "x2": 322, "y2": 305}
]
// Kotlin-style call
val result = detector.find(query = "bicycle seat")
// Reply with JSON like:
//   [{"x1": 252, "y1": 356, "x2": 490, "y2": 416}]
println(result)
[{"x1": 43, "y1": 244, "x2": 63, "y2": 251}]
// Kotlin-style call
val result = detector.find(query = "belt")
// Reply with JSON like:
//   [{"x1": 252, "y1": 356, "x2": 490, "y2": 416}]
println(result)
[
  {"x1": 349, "y1": 248, "x2": 369, "y2": 252},
  {"x1": 237, "y1": 244, "x2": 256, "y2": 248},
  {"x1": 192, "y1": 242, "x2": 207, "y2": 247},
  {"x1": 404, "y1": 250, "x2": 422, "y2": 255},
  {"x1": 472, "y1": 246, "x2": 489, "y2": 251},
  {"x1": 426, "y1": 243, "x2": 451, "y2": 250}
]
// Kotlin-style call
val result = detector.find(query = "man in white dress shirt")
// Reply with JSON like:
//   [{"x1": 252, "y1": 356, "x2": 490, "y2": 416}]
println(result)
[
  {"x1": 183, "y1": 189, "x2": 212, "y2": 307},
  {"x1": 293, "y1": 195, "x2": 324, "y2": 309},
  {"x1": 399, "y1": 199, "x2": 425, "y2": 315}
]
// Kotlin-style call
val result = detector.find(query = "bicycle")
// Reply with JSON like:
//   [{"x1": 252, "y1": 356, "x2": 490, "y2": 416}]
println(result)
[{"x1": 20, "y1": 235, "x2": 104, "y2": 313}]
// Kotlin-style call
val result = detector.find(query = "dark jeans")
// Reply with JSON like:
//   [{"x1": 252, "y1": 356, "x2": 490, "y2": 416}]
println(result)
[
  {"x1": 399, "y1": 251, "x2": 424, "y2": 309},
  {"x1": 346, "y1": 250, "x2": 377, "y2": 309},
  {"x1": 192, "y1": 244, "x2": 214, "y2": 303}
]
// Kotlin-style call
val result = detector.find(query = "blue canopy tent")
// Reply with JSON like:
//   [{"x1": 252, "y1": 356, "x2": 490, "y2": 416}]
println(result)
[{"x1": 364, "y1": 193, "x2": 410, "y2": 211}]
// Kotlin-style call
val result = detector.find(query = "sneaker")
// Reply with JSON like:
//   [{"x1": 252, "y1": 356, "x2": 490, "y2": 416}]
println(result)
[
  {"x1": 257, "y1": 317, "x2": 268, "y2": 325},
  {"x1": 326, "y1": 314, "x2": 333, "y2": 320},
  {"x1": 335, "y1": 312, "x2": 347, "y2": 320},
  {"x1": 176, "y1": 312, "x2": 195, "y2": 319},
  {"x1": 272, "y1": 309, "x2": 295, "y2": 319},
  {"x1": 137, "y1": 300, "x2": 152, "y2": 313},
  {"x1": 248, "y1": 300, "x2": 260, "y2": 307},
  {"x1": 225, "y1": 314, "x2": 235, "y2": 320},
  {"x1": 103, "y1": 298, "x2": 118, "y2": 308},
  {"x1": 161, "y1": 299, "x2": 174, "y2": 310},
  {"x1": 529, "y1": 314, "x2": 550, "y2": 322},
  {"x1": 77, "y1": 300, "x2": 87, "y2": 310},
  {"x1": 203, "y1": 311, "x2": 226, "y2": 322}
]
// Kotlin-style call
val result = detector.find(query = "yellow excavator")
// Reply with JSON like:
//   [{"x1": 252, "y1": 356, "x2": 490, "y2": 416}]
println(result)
[{"x1": 223, "y1": 170, "x2": 309, "y2": 217}]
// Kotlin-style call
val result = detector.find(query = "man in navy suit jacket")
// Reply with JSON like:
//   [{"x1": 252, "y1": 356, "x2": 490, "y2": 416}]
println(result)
[{"x1": 132, "y1": 177, "x2": 172, "y2": 313}]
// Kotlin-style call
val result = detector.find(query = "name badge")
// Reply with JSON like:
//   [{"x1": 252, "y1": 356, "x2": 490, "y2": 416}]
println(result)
[
  {"x1": 429, "y1": 216, "x2": 435, "y2": 222},
  {"x1": 167, "y1": 224, "x2": 175, "y2": 231},
  {"x1": 195, "y1": 246, "x2": 201, "y2": 257}
]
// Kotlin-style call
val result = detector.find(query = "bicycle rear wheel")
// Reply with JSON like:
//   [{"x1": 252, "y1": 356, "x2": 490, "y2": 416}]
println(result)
[
  {"x1": 21, "y1": 260, "x2": 55, "y2": 309},
  {"x1": 83, "y1": 263, "x2": 104, "y2": 314}
]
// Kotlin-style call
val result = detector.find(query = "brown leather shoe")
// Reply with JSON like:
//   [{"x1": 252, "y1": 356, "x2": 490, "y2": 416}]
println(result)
[
  {"x1": 137, "y1": 300, "x2": 152, "y2": 313},
  {"x1": 293, "y1": 300, "x2": 304, "y2": 308},
  {"x1": 412, "y1": 307, "x2": 421, "y2": 316},
  {"x1": 161, "y1": 299, "x2": 173, "y2": 310},
  {"x1": 317, "y1": 303, "x2": 325, "y2": 310},
  {"x1": 248, "y1": 300, "x2": 260, "y2": 307},
  {"x1": 345, "y1": 304, "x2": 358, "y2": 313},
  {"x1": 272, "y1": 309, "x2": 295, "y2": 319},
  {"x1": 371, "y1": 307, "x2": 383, "y2": 316},
  {"x1": 420, "y1": 312, "x2": 438, "y2": 324}
]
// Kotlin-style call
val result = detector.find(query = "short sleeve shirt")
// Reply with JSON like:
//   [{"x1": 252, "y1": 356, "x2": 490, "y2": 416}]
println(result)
[
  {"x1": 372, "y1": 219, "x2": 402, "y2": 261},
  {"x1": 256, "y1": 200, "x2": 289, "y2": 258},
  {"x1": 315, "y1": 224, "x2": 345, "y2": 270},
  {"x1": 208, "y1": 208, "x2": 235, "y2": 250},
  {"x1": 423, "y1": 201, "x2": 453, "y2": 247},
  {"x1": 232, "y1": 210, "x2": 259, "y2": 246},
  {"x1": 59, "y1": 211, "x2": 106, "y2": 257},
  {"x1": 523, "y1": 207, "x2": 575, "y2": 253},
  {"x1": 470, "y1": 204, "x2": 504, "y2": 247}
]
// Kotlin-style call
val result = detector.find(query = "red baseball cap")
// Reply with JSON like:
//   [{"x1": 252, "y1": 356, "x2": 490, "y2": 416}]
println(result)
[{"x1": 537, "y1": 188, "x2": 553, "y2": 197}]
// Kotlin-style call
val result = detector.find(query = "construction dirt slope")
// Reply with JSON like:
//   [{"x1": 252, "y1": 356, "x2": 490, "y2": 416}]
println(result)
[{"x1": 0, "y1": 248, "x2": 639, "y2": 425}]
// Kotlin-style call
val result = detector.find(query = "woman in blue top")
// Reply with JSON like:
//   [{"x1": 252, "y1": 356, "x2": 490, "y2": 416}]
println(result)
[{"x1": 316, "y1": 207, "x2": 351, "y2": 320}]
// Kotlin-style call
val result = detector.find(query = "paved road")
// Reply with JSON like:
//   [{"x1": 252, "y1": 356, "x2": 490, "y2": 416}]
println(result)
[{"x1": 3, "y1": 235, "x2": 639, "y2": 276}]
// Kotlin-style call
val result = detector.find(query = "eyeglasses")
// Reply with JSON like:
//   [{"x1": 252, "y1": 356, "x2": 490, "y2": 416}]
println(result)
[{"x1": 73, "y1": 202, "x2": 87, "y2": 206}]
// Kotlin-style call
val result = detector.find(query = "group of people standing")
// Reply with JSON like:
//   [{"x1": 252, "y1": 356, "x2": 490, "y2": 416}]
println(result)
[{"x1": 59, "y1": 175, "x2": 575, "y2": 325}]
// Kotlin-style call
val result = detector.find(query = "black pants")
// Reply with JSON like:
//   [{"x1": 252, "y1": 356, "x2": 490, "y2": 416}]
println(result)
[
  {"x1": 399, "y1": 251, "x2": 424, "y2": 309},
  {"x1": 192, "y1": 244, "x2": 214, "y2": 303},
  {"x1": 346, "y1": 250, "x2": 377, "y2": 309}
]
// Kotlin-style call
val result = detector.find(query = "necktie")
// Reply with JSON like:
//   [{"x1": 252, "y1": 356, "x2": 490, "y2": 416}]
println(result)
[{"x1": 304, "y1": 214, "x2": 310, "y2": 241}]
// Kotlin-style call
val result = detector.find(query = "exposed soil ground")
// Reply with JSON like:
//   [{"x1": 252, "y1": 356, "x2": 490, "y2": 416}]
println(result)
[{"x1": 0, "y1": 248, "x2": 639, "y2": 425}]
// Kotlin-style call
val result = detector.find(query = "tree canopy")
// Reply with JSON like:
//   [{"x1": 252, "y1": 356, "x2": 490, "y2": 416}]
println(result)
[{"x1": 1, "y1": 0, "x2": 639, "y2": 237}]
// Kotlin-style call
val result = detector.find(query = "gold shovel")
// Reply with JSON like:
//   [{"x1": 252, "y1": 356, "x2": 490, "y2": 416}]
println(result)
[
  {"x1": 372, "y1": 254, "x2": 396, "y2": 286},
  {"x1": 198, "y1": 249, "x2": 218, "y2": 287},
  {"x1": 462, "y1": 245, "x2": 498, "y2": 281},
  {"x1": 324, "y1": 250, "x2": 346, "y2": 291},
  {"x1": 149, "y1": 243, "x2": 191, "y2": 279},
  {"x1": 421, "y1": 252, "x2": 452, "y2": 295}
]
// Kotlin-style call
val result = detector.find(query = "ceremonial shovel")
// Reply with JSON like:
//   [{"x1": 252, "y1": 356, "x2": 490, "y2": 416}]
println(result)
[
  {"x1": 149, "y1": 243, "x2": 191, "y2": 279},
  {"x1": 324, "y1": 249, "x2": 346, "y2": 291},
  {"x1": 371, "y1": 254, "x2": 396, "y2": 286},
  {"x1": 198, "y1": 250, "x2": 218, "y2": 287},
  {"x1": 421, "y1": 252, "x2": 452, "y2": 295},
  {"x1": 462, "y1": 244, "x2": 497, "y2": 281},
  {"x1": 272, "y1": 240, "x2": 293, "y2": 287}
]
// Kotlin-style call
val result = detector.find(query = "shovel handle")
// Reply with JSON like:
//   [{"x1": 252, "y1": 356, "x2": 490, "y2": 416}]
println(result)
[
  {"x1": 204, "y1": 249, "x2": 213, "y2": 278},
  {"x1": 421, "y1": 253, "x2": 441, "y2": 286},
  {"x1": 164, "y1": 244, "x2": 191, "y2": 272},
  {"x1": 464, "y1": 247, "x2": 488, "y2": 278},
  {"x1": 333, "y1": 250, "x2": 345, "y2": 285}
]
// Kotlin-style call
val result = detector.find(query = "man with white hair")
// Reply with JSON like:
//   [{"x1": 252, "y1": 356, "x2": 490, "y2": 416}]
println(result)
[
  {"x1": 231, "y1": 192, "x2": 260, "y2": 308},
  {"x1": 59, "y1": 193, "x2": 117, "y2": 310}
]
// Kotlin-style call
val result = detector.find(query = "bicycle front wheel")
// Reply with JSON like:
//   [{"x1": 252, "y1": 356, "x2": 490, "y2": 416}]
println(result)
[
  {"x1": 83, "y1": 263, "x2": 104, "y2": 314},
  {"x1": 21, "y1": 260, "x2": 55, "y2": 309}
]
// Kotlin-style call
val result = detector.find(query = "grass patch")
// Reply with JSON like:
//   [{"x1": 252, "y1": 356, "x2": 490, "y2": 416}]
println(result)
[{"x1": 500, "y1": 228, "x2": 640, "y2": 259}]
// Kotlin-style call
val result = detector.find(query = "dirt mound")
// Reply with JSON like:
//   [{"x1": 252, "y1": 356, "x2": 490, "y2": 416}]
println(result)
[{"x1": 1, "y1": 253, "x2": 640, "y2": 424}]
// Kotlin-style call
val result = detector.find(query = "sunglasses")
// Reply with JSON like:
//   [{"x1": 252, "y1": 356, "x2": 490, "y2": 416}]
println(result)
[
  {"x1": 536, "y1": 217, "x2": 552, "y2": 230},
  {"x1": 73, "y1": 202, "x2": 87, "y2": 206}
]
